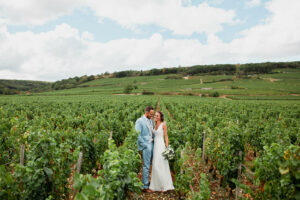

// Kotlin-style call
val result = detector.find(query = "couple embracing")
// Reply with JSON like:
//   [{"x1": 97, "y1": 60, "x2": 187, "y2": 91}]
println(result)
[{"x1": 135, "y1": 106, "x2": 174, "y2": 192}]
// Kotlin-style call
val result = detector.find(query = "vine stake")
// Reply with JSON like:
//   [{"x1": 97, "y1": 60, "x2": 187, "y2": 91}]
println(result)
[
  {"x1": 20, "y1": 144, "x2": 25, "y2": 166},
  {"x1": 236, "y1": 151, "x2": 242, "y2": 200},
  {"x1": 202, "y1": 132, "x2": 206, "y2": 161},
  {"x1": 76, "y1": 152, "x2": 83, "y2": 173}
]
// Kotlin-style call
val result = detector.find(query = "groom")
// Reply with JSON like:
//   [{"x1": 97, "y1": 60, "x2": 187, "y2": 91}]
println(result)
[{"x1": 135, "y1": 105, "x2": 155, "y2": 191}]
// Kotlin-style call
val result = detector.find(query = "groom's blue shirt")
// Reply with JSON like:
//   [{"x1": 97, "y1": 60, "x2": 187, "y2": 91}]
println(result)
[{"x1": 135, "y1": 115, "x2": 154, "y2": 151}]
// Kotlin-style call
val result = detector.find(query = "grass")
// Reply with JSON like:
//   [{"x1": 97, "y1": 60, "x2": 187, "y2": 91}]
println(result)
[
  {"x1": 20, "y1": 68, "x2": 300, "y2": 98},
  {"x1": 228, "y1": 95, "x2": 300, "y2": 100}
]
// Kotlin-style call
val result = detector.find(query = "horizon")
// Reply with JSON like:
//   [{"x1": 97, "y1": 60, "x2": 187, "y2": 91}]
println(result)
[{"x1": 0, "y1": 60, "x2": 299, "y2": 82}]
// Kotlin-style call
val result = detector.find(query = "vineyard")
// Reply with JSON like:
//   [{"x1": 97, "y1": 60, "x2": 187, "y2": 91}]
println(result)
[{"x1": 0, "y1": 95, "x2": 299, "y2": 200}]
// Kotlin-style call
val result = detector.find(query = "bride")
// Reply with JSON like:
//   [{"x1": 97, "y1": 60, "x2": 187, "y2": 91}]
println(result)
[{"x1": 149, "y1": 111, "x2": 175, "y2": 192}]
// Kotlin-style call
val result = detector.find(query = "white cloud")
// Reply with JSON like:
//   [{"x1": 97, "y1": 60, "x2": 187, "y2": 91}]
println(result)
[
  {"x1": 246, "y1": 0, "x2": 262, "y2": 7},
  {"x1": 0, "y1": 0, "x2": 300, "y2": 81},
  {"x1": 0, "y1": 0, "x2": 236, "y2": 36},
  {"x1": 82, "y1": 32, "x2": 94, "y2": 41},
  {"x1": 87, "y1": 0, "x2": 237, "y2": 36},
  {"x1": 233, "y1": 0, "x2": 300, "y2": 60},
  {"x1": 0, "y1": 0, "x2": 83, "y2": 25}
]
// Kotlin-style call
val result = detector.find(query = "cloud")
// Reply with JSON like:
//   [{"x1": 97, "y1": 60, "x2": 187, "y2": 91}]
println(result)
[
  {"x1": 233, "y1": 0, "x2": 300, "y2": 60},
  {"x1": 0, "y1": 23, "x2": 90, "y2": 81},
  {"x1": 246, "y1": 0, "x2": 262, "y2": 7},
  {"x1": 0, "y1": 0, "x2": 83, "y2": 26},
  {"x1": 0, "y1": 0, "x2": 299, "y2": 81},
  {"x1": 87, "y1": 0, "x2": 237, "y2": 36},
  {"x1": 0, "y1": 0, "x2": 237, "y2": 36}
]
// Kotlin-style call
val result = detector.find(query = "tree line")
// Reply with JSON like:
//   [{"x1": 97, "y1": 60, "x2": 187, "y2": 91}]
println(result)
[{"x1": 113, "y1": 61, "x2": 300, "y2": 78}]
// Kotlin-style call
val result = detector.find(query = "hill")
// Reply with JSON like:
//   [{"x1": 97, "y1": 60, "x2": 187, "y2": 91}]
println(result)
[
  {"x1": 0, "y1": 79, "x2": 51, "y2": 95},
  {"x1": 31, "y1": 67, "x2": 300, "y2": 100},
  {"x1": 48, "y1": 61, "x2": 300, "y2": 91},
  {"x1": 1, "y1": 61, "x2": 300, "y2": 99}
]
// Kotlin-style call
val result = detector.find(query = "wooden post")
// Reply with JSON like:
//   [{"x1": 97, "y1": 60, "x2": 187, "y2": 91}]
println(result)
[
  {"x1": 202, "y1": 132, "x2": 206, "y2": 161},
  {"x1": 76, "y1": 152, "x2": 83, "y2": 173},
  {"x1": 72, "y1": 152, "x2": 83, "y2": 200},
  {"x1": 20, "y1": 144, "x2": 25, "y2": 166},
  {"x1": 236, "y1": 151, "x2": 242, "y2": 200},
  {"x1": 109, "y1": 131, "x2": 113, "y2": 139},
  {"x1": 180, "y1": 150, "x2": 184, "y2": 174}
]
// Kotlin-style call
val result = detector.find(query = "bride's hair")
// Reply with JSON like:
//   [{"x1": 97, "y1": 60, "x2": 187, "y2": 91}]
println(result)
[{"x1": 157, "y1": 111, "x2": 164, "y2": 122}]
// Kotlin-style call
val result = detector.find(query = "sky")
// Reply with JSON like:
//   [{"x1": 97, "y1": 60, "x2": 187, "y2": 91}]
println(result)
[{"x1": 0, "y1": 0, "x2": 300, "y2": 81}]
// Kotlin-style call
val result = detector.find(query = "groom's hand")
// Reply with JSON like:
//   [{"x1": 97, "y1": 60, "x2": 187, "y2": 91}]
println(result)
[
  {"x1": 141, "y1": 142, "x2": 149, "y2": 150},
  {"x1": 144, "y1": 143, "x2": 152, "y2": 151}
]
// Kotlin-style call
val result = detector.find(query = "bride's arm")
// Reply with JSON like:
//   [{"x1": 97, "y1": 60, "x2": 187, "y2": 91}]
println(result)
[{"x1": 163, "y1": 122, "x2": 168, "y2": 147}]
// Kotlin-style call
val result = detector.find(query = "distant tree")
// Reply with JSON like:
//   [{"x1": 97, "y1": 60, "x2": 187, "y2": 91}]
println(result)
[
  {"x1": 87, "y1": 75, "x2": 95, "y2": 81},
  {"x1": 74, "y1": 76, "x2": 80, "y2": 82},
  {"x1": 124, "y1": 84, "x2": 134, "y2": 94},
  {"x1": 79, "y1": 75, "x2": 88, "y2": 83},
  {"x1": 209, "y1": 92, "x2": 220, "y2": 97},
  {"x1": 149, "y1": 68, "x2": 161, "y2": 75},
  {"x1": 235, "y1": 64, "x2": 243, "y2": 78}
]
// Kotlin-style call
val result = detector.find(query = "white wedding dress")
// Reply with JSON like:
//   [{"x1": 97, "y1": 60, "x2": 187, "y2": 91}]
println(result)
[{"x1": 149, "y1": 123, "x2": 175, "y2": 191}]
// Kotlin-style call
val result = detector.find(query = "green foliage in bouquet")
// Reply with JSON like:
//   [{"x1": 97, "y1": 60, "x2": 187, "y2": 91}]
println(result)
[{"x1": 162, "y1": 145, "x2": 175, "y2": 161}]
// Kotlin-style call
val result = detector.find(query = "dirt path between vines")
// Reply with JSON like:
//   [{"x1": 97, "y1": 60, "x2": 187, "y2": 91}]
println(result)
[
  {"x1": 261, "y1": 77, "x2": 281, "y2": 82},
  {"x1": 156, "y1": 97, "x2": 161, "y2": 111},
  {"x1": 135, "y1": 164, "x2": 178, "y2": 200},
  {"x1": 219, "y1": 95, "x2": 232, "y2": 100}
]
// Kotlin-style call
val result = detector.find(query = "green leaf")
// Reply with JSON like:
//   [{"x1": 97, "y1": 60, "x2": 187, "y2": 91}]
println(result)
[
  {"x1": 279, "y1": 166, "x2": 289, "y2": 175},
  {"x1": 43, "y1": 167, "x2": 53, "y2": 177},
  {"x1": 82, "y1": 185, "x2": 96, "y2": 195}
]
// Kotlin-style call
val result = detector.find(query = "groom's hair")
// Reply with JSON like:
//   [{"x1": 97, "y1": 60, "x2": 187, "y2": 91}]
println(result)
[{"x1": 145, "y1": 106, "x2": 154, "y2": 112}]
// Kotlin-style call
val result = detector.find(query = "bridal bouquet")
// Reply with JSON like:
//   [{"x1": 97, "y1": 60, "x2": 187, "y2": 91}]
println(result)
[{"x1": 162, "y1": 145, "x2": 175, "y2": 161}]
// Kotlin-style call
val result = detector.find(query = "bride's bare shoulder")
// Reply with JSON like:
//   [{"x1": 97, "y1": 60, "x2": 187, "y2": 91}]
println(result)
[{"x1": 163, "y1": 121, "x2": 167, "y2": 128}]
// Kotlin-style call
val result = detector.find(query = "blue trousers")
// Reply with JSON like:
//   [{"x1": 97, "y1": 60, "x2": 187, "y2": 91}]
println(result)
[{"x1": 142, "y1": 142, "x2": 153, "y2": 189}]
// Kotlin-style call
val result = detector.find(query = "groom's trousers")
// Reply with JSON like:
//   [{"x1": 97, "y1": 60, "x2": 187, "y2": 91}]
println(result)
[{"x1": 142, "y1": 142, "x2": 153, "y2": 189}]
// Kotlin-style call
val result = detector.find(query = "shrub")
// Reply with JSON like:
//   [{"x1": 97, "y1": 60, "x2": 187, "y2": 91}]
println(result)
[
  {"x1": 124, "y1": 84, "x2": 134, "y2": 94},
  {"x1": 209, "y1": 92, "x2": 220, "y2": 97},
  {"x1": 231, "y1": 85, "x2": 244, "y2": 89},
  {"x1": 165, "y1": 75, "x2": 183, "y2": 79}
]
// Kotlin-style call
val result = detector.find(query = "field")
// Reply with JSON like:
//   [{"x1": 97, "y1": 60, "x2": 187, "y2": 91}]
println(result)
[
  {"x1": 29, "y1": 68, "x2": 300, "y2": 98},
  {"x1": 0, "y1": 91, "x2": 299, "y2": 200},
  {"x1": 0, "y1": 67, "x2": 300, "y2": 199}
]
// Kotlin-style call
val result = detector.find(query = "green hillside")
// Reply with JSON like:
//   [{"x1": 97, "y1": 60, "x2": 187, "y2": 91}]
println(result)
[
  {"x1": 1, "y1": 62, "x2": 300, "y2": 100},
  {"x1": 30, "y1": 67, "x2": 300, "y2": 100},
  {"x1": 0, "y1": 79, "x2": 51, "y2": 94}
]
